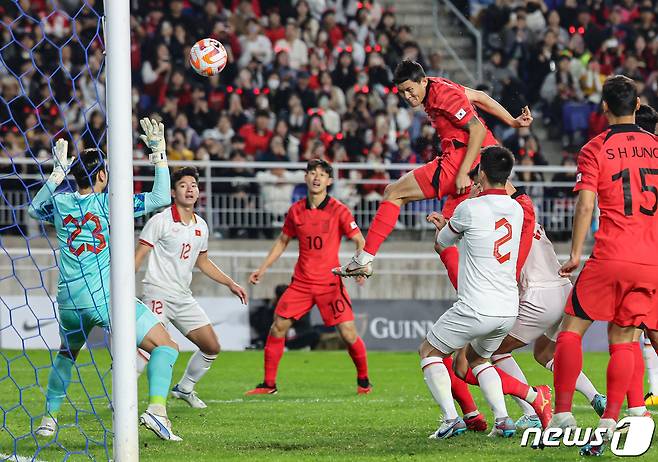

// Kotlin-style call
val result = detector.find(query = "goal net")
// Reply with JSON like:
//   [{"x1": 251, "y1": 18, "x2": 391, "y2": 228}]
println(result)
[{"x1": 1, "y1": 1, "x2": 113, "y2": 460}]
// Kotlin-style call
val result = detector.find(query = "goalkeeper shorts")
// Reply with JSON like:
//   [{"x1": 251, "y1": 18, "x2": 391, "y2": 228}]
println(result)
[{"x1": 58, "y1": 299, "x2": 160, "y2": 351}]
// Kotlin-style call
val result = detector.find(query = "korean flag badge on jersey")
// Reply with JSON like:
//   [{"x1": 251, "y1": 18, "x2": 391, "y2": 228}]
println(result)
[
  {"x1": 195, "y1": 229, "x2": 202, "y2": 237},
  {"x1": 455, "y1": 108, "x2": 467, "y2": 121}
]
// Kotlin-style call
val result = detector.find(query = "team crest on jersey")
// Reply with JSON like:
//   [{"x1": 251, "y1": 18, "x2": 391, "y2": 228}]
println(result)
[
  {"x1": 455, "y1": 108, "x2": 467, "y2": 120},
  {"x1": 195, "y1": 229, "x2": 201, "y2": 236}
]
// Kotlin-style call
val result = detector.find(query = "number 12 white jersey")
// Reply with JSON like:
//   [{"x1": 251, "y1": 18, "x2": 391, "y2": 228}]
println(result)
[
  {"x1": 139, "y1": 204, "x2": 209, "y2": 297},
  {"x1": 437, "y1": 189, "x2": 524, "y2": 317}
]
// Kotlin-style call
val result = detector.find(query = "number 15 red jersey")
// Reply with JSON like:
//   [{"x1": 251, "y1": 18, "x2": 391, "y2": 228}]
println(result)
[{"x1": 575, "y1": 123, "x2": 658, "y2": 264}]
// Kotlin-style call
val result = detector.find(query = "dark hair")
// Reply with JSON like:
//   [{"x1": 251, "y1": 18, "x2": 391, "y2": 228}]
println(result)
[
  {"x1": 171, "y1": 166, "x2": 199, "y2": 189},
  {"x1": 480, "y1": 146, "x2": 514, "y2": 185},
  {"x1": 71, "y1": 148, "x2": 106, "y2": 189},
  {"x1": 255, "y1": 109, "x2": 271, "y2": 119},
  {"x1": 306, "y1": 158, "x2": 333, "y2": 177},
  {"x1": 602, "y1": 75, "x2": 638, "y2": 117},
  {"x1": 393, "y1": 60, "x2": 426, "y2": 85},
  {"x1": 636, "y1": 104, "x2": 658, "y2": 133}
]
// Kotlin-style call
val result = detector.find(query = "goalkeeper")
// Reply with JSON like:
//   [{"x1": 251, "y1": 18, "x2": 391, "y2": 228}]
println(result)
[{"x1": 28, "y1": 118, "x2": 183, "y2": 441}]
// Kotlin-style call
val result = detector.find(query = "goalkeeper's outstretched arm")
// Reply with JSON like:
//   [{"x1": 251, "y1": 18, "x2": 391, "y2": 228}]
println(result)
[
  {"x1": 135, "y1": 117, "x2": 171, "y2": 217},
  {"x1": 28, "y1": 139, "x2": 71, "y2": 222}
]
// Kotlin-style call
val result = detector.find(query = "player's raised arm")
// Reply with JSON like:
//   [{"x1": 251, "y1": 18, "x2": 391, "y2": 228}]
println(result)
[
  {"x1": 456, "y1": 117, "x2": 487, "y2": 194},
  {"x1": 195, "y1": 252, "x2": 248, "y2": 305},
  {"x1": 136, "y1": 117, "x2": 171, "y2": 216},
  {"x1": 28, "y1": 139, "x2": 72, "y2": 222},
  {"x1": 249, "y1": 232, "x2": 292, "y2": 284},
  {"x1": 464, "y1": 87, "x2": 533, "y2": 129}
]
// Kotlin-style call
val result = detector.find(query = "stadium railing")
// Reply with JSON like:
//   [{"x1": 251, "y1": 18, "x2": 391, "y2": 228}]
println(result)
[{"x1": 1, "y1": 159, "x2": 578, "y2": 237}]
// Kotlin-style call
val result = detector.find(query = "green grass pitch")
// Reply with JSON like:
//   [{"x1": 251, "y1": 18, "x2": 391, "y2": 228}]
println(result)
[{"x1": 0, "y1": 349, "x2": 656, "y2": 461}]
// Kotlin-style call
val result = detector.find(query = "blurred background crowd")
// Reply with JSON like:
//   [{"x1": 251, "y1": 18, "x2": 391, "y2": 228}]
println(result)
[{"x1": 1, "y1": 0, "x2": 656, "y2": 239}]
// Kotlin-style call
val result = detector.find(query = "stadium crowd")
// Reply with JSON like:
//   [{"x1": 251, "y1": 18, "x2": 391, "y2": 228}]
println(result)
[{"x1": 2, "y1": 0, "x2": 654, "y2": 238}]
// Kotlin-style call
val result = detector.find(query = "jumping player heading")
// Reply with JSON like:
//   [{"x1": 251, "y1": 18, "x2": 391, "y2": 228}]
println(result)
[{"x1": 334, "y1": 60, "x2": 532, "y2": 279}]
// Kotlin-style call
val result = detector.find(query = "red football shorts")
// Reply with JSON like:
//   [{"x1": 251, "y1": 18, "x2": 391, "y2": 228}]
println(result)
[
  {"x1": 565, "y1": 258, "x2": 658, "y2": 328},
  {"x1": 275, "y1": 279, "x2": 354, "y2": 327},
  {"x1": 412, "y1": 143, "x2": 475, "y2": 219}
]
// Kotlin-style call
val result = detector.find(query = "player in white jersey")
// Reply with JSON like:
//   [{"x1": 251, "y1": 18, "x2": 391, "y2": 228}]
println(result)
[
  {"x1": 419, "y1": 146, "x2": 551, "y2": 440},
  {"x1": 135, "y1": 167, "x2": 248, "y2": 408}
]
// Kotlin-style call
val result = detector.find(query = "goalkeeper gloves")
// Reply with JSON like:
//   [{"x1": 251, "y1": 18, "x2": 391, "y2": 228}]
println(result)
[
  {"x1": 48, "y1": 138, "x2": 72, "y2": 186},
  {"x1": 139, "y1": 117, "x2": 168, "y2": 167}
]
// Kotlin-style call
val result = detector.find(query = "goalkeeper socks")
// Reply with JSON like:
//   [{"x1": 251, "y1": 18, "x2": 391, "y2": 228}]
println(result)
[
  {"x1": 627, "y1": 342, "x2": 645, "y2": 408},
  {"x1": 439, "y1": 247, "x2": 459, "y2": 290},
  {"x1": 178, "y1": 350, "x2": 218, "y2": 393},
  {"x1": 264, "y1": 335, "x2": 285, "y2": 387},
  {"x1": 492, "y1": 354, "x2": 536, "y2": 416},
  {"x1": 46, "y1": 353, "x2": 75, "y2": 415},
  {"x1": 363, "y1": 201, "x2": 400, "y2": 256},
  {"x1": 347, "y1": 337, "x2": 369, "y2": 379},
  {"x1": 442, "y1": 356, "x2": 477, "y2": 414},
  {"x1": 603, "y1": 342, "x2": 635, "y2": 421},
  {"x1": 147, "y1": 345, "x2": 179, "y2": 407},
  {"x1": 553, "y1": 331, "x2": 582, "y2": 413},
  {"x1": 136, "y1": 349, "x2": 149, "y2": 377},
  {"x1": 472, "y1": 363, "x2": 507, "y2": 419},
  {"x1": 643, "y1": 340, "x2": 658, "y2": 395},
  {"x1": 545, "y1": 358, "x2": 598, "y2": 402},
  {"x1": 421, "y1": 357, "x2": 458, "y2": 420}
]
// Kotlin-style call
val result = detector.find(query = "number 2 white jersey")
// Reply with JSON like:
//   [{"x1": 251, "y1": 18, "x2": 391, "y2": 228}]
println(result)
[
  {"x1": 437, "y1": 189, "x2": 524, "y2": 317},
  {"x1": 139, "y1": 204, "x2": 209, "y2": 297},
  {"x1": 519, "y1": 223, "x2": 571, "y2": 293}
]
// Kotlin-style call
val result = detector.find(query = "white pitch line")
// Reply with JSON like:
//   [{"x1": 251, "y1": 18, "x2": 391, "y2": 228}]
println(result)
[{"x1": 0, "y1": 453, "x2": 47, "y2": 462}]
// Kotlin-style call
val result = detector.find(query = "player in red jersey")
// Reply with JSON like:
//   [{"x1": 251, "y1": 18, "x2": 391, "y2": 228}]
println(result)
[
  {"x1": 245, "y1": 159, "x2": 371, "y2": 395},
  {"x1": 333, "y1": 60, "x2": 533, "y2": 279},
  {"x1": 549, "y1": 76, "x2": 658, "y2": 456}
]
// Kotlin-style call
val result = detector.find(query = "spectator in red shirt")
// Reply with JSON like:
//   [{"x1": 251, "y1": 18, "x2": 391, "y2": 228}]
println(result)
[
  {"x1": 265, "y1": 10, "x2": 285, "y2": 44},
  {"x1": 321, "y1": 10, "x2": 343, "y2": 46},
  {"x1": 239, "y1": 109, "x2": 274, "y2": 156}
]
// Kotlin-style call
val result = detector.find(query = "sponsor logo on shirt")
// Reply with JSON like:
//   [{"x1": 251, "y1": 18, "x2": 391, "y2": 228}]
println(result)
[
  {"x1": 195, "y1": 229, "x2": 201, "y2": 237},
  {"x1": 455, "y1": 108, "x2": 467, "y2": 120},
  {"x1": 576, "y1": 173, "x2": 582, "y2": 183}
]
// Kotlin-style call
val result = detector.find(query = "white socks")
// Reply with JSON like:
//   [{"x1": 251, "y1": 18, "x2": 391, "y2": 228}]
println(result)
[
  {"x1": 355, "y1": 251, "x2": 374, "y2": 266},
  {"x1": 177, "y1": 350, "x2": 218, "y2": 393},
  {"x1": 491, "y1": 354, "x2": 537, "y2": 416},
  {"x1": 643, "y1": 341, "x2": 658, "y2": 395},
  {"x1": 546, "y1": 358, "x2": 599, "y2": 402},
  {"x1": 421, "y1": 357, "x2": 459, "y2": 420},
  {"x1": 472, "y1": 362, "x2": 508, "y2": 419}
]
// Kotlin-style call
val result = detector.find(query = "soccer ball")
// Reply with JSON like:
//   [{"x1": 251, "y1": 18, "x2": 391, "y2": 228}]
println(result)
[{"x1": 189, "y1": 38, "x2": 227, "y2": 77}]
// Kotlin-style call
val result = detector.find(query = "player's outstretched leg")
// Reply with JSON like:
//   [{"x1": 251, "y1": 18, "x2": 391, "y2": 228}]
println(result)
[
  {"x1": 419, "y1": 341, "x2": 466, "y2": 440},
  {"x1": 642, "y1": 335, "x2": 658, "y2": 406},
  {"x1": 333, "y1": 172, "x2": 426, "y2": 278},
  {"x1": 171, "y1": 325, "x2": 220, "y2": 408},
  {"x1": 490, "y1": 354, "x2": 541, "y2": 429},
  {"x1": 246, "y1": 315, "x2": 293, "y2": 395},
  {"x1": 336, "y1": 322, "x2": 371, "y2": 394},
  {"x1": 137, "y1": 302, "x2": 181, "y2": 441},
  {"x1": 36, "y1": 349, "x2": 77, "y2": 437}
]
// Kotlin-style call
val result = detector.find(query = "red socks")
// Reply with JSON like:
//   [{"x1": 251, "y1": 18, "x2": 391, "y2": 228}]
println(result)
[
  {"x1": 363, "y1": 201, "x2": 400, "y2": 255},
  {"x1": 347, "y1": 337, "x2": 369, "y2": 379},
  {"x1": 464, "y1": 365, "x2": 530, "y2": 400},
  {"x1": 627, "y1": 342, "x2": 645, "y2": 409},
  {"x1": 443, "y1": 356, "x2": 477, "y2": 414},
  {"x1": 264, "y1": 335, "x2": 285, "y2": 387},
  {"x1": 439, "y1": 247, "x2": 459, "y2": 290},
  {"x1": 553, "y1": 331, "x2": 583, "y2": 413},
  {"x1": 604, "y1": 343, "x2": 635, "y2": 421}
]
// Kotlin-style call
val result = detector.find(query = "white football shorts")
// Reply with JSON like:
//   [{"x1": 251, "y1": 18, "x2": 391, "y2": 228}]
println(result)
[
  {"x1": 426, "y1": 301, "x2": 516, "y2": 358},
  {"x1": 509, "y1": 284, "x2": 571, "y2": 344},
  {"x1": 141, "y1": 287, "x2": 211, "y2": 336}
]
